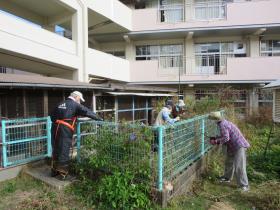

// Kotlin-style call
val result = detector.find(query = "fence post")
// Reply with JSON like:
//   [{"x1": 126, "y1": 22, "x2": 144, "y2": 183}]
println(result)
[
  {"x1": 201, "y1": 118, "x2": 205, "y2": 156},
  {"x1": 1, "y1": 120, "x2": 7, "y2": 168},
  {"x1": 77, "y1": 122, "x2": 81, "y2": 162},
  {"x1": 157, "y1": 126, "x2": 163, "y2": 191},
  {"x1": 47, "y1": 117, "x2": 52, "y2": 157}
]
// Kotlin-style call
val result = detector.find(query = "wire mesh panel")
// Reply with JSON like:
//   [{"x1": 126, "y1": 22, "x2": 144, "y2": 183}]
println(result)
[
  {"x1": 161, "y1": 114, "x2": 221, "y2": 184},
  {"x1": 76, "y1": 112, "x2": 222, "y2": 192},
  {"x1": 77, "y1": 120, "x2": 158, "y2": 187},
  {"x1": 1, "y1": 117, "x2": 51, "y2": 167}
]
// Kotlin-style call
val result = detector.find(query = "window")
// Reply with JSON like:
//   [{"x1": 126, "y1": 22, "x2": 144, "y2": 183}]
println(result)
[
  {"x1": 136, "y1": 44, "x2": 183, "y2": 69},
  {"x1": 260, "y1": 40, "x2": 280, "y2": 56},
  {"x1": 0, "y1": 67, "x2": 6, "y2": 74},
  {"x1": 159, "y1": 0, "x2": 184, "y2": 23},
  {"x1": 194, "y1": 42, "x2": 246, "y2": 75},
  {"x1": 194, "y1": 0, "x2": 226, "y2": 20}
]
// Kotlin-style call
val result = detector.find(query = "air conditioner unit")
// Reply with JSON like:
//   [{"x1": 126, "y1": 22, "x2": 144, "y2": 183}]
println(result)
[
  {"x1": 273, "y1": 89, "x2": 280, "y2": 123},
  {"x1": 233, "y1": 42, "x2": 246, "y2": 54}
]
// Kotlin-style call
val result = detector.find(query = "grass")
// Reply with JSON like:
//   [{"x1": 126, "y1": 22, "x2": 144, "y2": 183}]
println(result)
[
  {"x1": 0, "y1": 173, "x2": 89, "y2": 210},
  {"x1": 0, "y1": 119, "x2": 279, "y2": 210},
  {"x1": 164, "y1": 120, "x2": 280, "y2": 210}
]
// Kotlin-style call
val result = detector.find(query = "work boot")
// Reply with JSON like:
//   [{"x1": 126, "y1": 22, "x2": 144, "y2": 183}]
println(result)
[
  {"x1": 51, "y1": 168, "x2": 59, "y2": 177},
  {"x1": 55, "y1": 164, "x2": 69, "y2": 181}
]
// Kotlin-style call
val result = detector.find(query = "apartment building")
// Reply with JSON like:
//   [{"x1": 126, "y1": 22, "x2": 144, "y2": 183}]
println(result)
[{"x1": 0, "y1": 0, "x2": 280, "y2": 120}]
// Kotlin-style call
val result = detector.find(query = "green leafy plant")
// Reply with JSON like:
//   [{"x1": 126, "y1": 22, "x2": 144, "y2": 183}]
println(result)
[
  {"x1": 95, "y1": 170, "x2": 152, "y2": 210},
  {"x1": 71, "y1": 122, "x2": 155, "y2": 209}
]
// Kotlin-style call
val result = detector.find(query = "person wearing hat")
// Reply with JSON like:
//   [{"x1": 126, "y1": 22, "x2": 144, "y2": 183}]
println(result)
[
  {"x1": 172, "y1": 99, "x2": 186, "y2": 118},
  {"x1": 50, "y1": 91, "x2": 102, "y2": 180},
  {"x1": 154, "y1": 100, "x2": 180, "y2": 126},
  {"x1": 208, "y1": 111, "x2": 250, "y2": 192}
]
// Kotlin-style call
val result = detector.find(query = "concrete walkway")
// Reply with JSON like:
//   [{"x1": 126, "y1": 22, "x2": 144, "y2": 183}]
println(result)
[{"x1": 24, "y1": 164, "x2": 75, "y2": 190}]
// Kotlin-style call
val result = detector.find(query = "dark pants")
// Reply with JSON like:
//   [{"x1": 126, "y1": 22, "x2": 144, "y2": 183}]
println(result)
[{"x1": 51, "y1": 123, "x2": 73, "y2": 174}]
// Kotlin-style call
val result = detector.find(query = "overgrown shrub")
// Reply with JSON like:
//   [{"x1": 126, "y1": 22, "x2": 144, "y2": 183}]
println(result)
[{"x1": 71, "y1": 123, "x2": 155, "y2": 209}]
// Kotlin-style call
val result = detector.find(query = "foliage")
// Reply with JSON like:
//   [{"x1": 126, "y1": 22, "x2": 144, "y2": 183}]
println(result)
[
  {"x1": 71, "y1": 122, "x2": 155, "y2": 209},
  {"x1": 95, "y1": 170, "x2": 152, "y2": 210},
  {"x1": 246, "y1": 106, "x2": 273, "y2": 126}
]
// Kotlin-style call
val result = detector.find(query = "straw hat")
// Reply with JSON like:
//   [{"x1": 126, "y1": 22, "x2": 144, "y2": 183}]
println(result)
[{"x1": 208, "y1": 111, "x2": 223, "y2": 121}]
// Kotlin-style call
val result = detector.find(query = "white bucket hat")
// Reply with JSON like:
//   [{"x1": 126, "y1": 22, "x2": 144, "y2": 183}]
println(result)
[
  {"x1": 72, "y1": 91, "x2": 85, "y2": 102},
  {"x1": 208, "y1": 111, "x2": 223, "y2": 121},
  {"x1": 178, "y1": 99, "x2": 185, "y2": 107}
]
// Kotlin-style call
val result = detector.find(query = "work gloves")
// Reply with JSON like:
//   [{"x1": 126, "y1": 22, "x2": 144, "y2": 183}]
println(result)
[{"x1": 209, "y1": 137, "x2": 218, "y2": 145}]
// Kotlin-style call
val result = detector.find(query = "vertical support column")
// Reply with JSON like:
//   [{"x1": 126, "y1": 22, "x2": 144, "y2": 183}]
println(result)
[
  {"x1": 47, "y1": 117, "x2": 52, "y2": 157},
  {"x1": 1, "y1": 120, "x2": 7, "y2": 167},
  {"x1": 157, "y1": 126, "x2": 164, "y2": 191},
  {"x1": 92, "y1": 92, "x2": 97, "y2": 112},
  {"x1": 145, "y1": 98, "x2": 149, "y2": 124},
  {"x1": 72, "y1": 6, "x2": 85, "y2": 82},
  {"x1": 249, "y1": 35, "x2": 260, "y2": 57},
  {"x1": 23, "y1": 90, "x2": 28, "y2": 118},
  {"x1": 114, "y1": 96, "x2": 118, "y2": 124},
  {"x1": 43, "y1": 90, "x2": 48, "y2": 116},
  {"x1": 132, "y1": 96, "x2": 135, "y2": 122},
  {"x1": 76, "y1": 122, "x2": 81, "y2": 162},
  {"x1": 249, "y1": 87, "x2": 259, "y2": 116},
  {"x1": 201, "y1": 118, "x2": 205, "y2": 155},
  {"x1": 125, "y1": 41, "x2": 135, "y2": 61}
]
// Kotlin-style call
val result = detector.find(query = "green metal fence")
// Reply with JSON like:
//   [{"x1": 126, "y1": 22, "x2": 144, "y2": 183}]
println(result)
[
  {"x1": 0, "y1": 112, "x2": 220, "y2": 192},
  {"x1": 76, "y1": 112, "x2": 221, "y2": 191},
  {"x1": 0, "y1": 117, "x2": 52, "y2": 168},
  {"x1": 76, "y1": 120, "x2": 158, "y2": 186}
]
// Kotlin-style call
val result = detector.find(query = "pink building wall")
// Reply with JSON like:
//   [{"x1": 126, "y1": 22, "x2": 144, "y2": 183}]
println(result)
[
  {"x1": 130, "y1": 57, "x2": 280, "y2": 83},
  {"x1": 132, "y1": 0, "x2": 280, "y2": 31}
]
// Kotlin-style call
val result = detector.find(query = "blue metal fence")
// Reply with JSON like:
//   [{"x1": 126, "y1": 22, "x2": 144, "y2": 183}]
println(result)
[
  {"x1": 0, "y1": 112, "x2": 221, "y2": 193},
  {"x1": 0, "y1": 117, "x2": 52, "y2": 168},
  {"x1": 76, "y1": 112, "x2": 221, "y2": 191}
]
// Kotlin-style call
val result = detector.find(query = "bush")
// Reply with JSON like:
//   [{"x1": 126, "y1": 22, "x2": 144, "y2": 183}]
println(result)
[
  {"x1": 71, "y1": 123, "x2": 154, "y2": 209},
  {"x1": 95, "y1": 171, "x2": 152, "y2": 210}
]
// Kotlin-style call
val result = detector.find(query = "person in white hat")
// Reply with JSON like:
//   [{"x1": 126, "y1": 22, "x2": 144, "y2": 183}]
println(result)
[
  {"x1": 50, "y1": 91, "x2": 102, "y2": 180},
  {"x1": 71, "y1": 91, "x2": 85, "y2": 103},
  {"x1": 172, "y1": 99, "x2": 186, "y2": 118},
  {"x1": 154, "y1": 100, "x2": 180, "y2": 126},
  {"x1": 208, "y1": 111, "x2": 250, "y2": 192}
]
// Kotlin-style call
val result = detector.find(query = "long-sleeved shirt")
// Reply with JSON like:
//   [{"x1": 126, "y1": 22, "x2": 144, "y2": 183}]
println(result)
[
  {"x1": 215, "y1": 120, "x2": 250, "y2": 154},
  {"x1": 154, "y1": 107, "x2": 178, "y2": 126},
  {"x1": 50, "y1": 97, "x2": 102, "y2": 123}
]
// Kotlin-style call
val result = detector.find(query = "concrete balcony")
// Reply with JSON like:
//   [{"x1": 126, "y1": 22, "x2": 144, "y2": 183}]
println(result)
[
  {"x1": 87, "y1": 48, "x2": 130, "y2": 82},
  {"x1": 0, "y1": 11, "x2": 79, "y2": 75},
  {"x1": 132, "y1": 0, "x2": 280, "y2": 32},
  {"x1": 130, "y1": 56, "x2": 280, "y2": 84},
  {"x1": 86, "y1": 0, "x2": 132, "y2": 31}
]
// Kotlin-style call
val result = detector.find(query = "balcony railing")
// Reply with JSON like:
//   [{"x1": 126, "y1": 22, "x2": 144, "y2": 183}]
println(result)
[
  {"x1": 158, "y1": 4, "x2": 185, "y2": 23},
  {"x1": 156, "y1": 54, "x2": 235, "y2": 76},
  {"x1": 158, "y1": 56, "x2": 184, "y2": 75},
  {"x1": 157, "y1": 1, "x2": 226, "y2": 23},
  {"x1": 260, "y1": 51, "x2": 280, "y2": 57}
]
